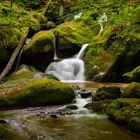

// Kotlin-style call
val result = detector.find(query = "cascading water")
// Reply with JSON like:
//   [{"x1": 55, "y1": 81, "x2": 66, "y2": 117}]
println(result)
[
  {"x1": 45, "y1": 44, "x2": 88, "y2": 81},
  {"x1": 98, "y1": 13, "x2": 108, "y2": 34},
  {"x1": 15, "y1": 38, "x2": 31, "y2": 71},
  {"x1": 74, "y1": 12, "x2": 82, "y2": 20}
]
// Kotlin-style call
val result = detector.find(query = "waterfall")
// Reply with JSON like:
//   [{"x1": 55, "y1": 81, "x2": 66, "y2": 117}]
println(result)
[
  {"x1": 76, "y1": 44, "x2": 88, "y2": 59},
  {"x1": 98, "y1": 13, "x2": 108, "y2": 34},
  {"x1": 45, "y1": 44, "x2": 88, "y2": 81},
  {"x1": 15, "y1": 38, "x2": 31, "y2": 71},
  {"x1": 74, "y1": 12, "x2": 82, "y2": 20}
]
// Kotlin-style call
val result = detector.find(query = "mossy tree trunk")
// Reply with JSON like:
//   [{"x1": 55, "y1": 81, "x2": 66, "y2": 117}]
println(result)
[{"x1": 0, "y1": 27, "x2": 29, "y2": 82}]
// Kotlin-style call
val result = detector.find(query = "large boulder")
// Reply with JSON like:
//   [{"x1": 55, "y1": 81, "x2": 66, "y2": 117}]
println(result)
[
  {"x1": 92, "y1": 86, "x2": 121, "y2": 101},
  {"x1": 84, "y1": 2, "x2": 140, "y2": 82},
  {"x1": 23, "y1": 30, "x2": 55, "y2": 71},
  {"x1": 44, "y1": 0, "x2": 77, "y2": 22},
  {"x1": 122, "y1": 82, "x2": 140, "y2": 98},
  {"x1": 44, "y1": 0, "x2": 64, "y2": 22},
  {"x1": 0, "y1": 27, "x2": 21, "y2": 72},
  {"x1": 107, "y1": 98, "x2": 140, "y2": 133},
  {"x1": 0, "y1": 69, "x2": 75, "y2": 108},
  {"x1": 128, "y1": 117, "x2": 140, "y2": 133},
  {"x1": 55, "y1": 21, "x2": 94, "y2": 58}
]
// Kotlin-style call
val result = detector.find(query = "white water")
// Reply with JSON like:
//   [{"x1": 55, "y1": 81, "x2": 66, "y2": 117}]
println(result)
[
  {"x1": 15, "y1": 38, "x2": 31, "y2": 71},
  {"x1": 98, "y1": 13, "x2": 108, "y2": 34},
  {"x1": 74, "y1": 12, "x2": 82, "y2": 20},
  {"x1": 76, "y1": 44, "x2": 89, "y2": 59},
  {"x1": 45, "y1": 44, "x2": 88, "y2": 81}
]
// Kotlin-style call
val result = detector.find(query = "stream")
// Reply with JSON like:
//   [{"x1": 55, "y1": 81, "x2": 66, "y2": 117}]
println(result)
[{"x1": 0, "y1": 82, "x2": 139, "y2": 140}]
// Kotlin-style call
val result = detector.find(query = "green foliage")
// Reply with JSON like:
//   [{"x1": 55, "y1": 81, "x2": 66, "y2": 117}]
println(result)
[{"x1": 13, "y1": 0, "x2": 48, "y2": 10}]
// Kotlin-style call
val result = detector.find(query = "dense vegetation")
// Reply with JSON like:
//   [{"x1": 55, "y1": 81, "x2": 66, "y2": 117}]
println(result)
[{"x1": 0, "y1": 0, "x2": 140, "y2": 134}]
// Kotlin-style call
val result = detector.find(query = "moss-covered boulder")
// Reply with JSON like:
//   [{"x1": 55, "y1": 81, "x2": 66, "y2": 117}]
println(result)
[
  {"x1": 128, "y1": 117, "x2": 140, "y2": 133},
  {"x1": 122, "y1": 82, "x2": 140, "y2": 98},
  {"x1": 107, "y1": 98, "x2": 140, "y2": 125},
  {"x1": 23, "y1": 30, "x2": 55, "y2": 71},
  {"x1": 123, "y1": 66, "x2": 140, "y2": 82},
  {"x1": 83, "y1": 1, "x2": 140, "y2": 82},
  {"x1": 44, "y1": 0, "x2": 64, "y2": 22},
  {"x1": 85, "y1": 100, "x2": 113, "y2": 113},
  {"x1": 92, "y1": 86, "x2": 121, "y2": 101},
  {"x1": 66, "y1": 104, "x2": 78, "y2": 110},
  {"x1": 0, "y1": 78, "x2": 75, "y2": 108},
  {"x1": 44, "y1": 0, "x2": 77, "y2": 22},
  {"x1": 0, "y1": 27, "x2": 21, "y2": 72},
  {"x1": 55, "y1": 21, "x2": 94, "y2": 58}
]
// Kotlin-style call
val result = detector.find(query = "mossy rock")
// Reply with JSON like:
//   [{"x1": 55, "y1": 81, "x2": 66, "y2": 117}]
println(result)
[
  {"x1": 47, "y1": 21, "x2": 56, "y2": 29},
  {"x1": 85, "y1": 100, "x2": 113, "y2": 113},
  {"x1": 107, "y1": 98, "x2": 140, "y2": 124},
  {"x1": 23, "y1": 30, "x2": 55, "y2": 71},
  {"x1": 44, "y1": 0, "x2": 64, "y2": 22},
  {"x1": 128, "y1": 117, "x2": 140, "y2": 134},
  {"x1": 55, "y1": 21, "x2": 94, "y2": 58},
  {"x1": 0, "y1": 79, "x2": 75, "y2": 108},
  {"x1": 123, "y1": 66, "x2": 140, "y2": 82},
  {"x1": 0, "y1": 27, "x2": 21, "y2": 72},
  {"x1": 92, "y1": 86, "x2": 121, "y2": 101},
  {"x1": 122, "y1": 82, "x2": 140, "y2": 98}
]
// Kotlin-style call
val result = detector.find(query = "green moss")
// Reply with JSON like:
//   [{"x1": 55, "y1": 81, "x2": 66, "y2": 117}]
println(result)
[
  {"x1": 123, "y1": 66, "x2": 140, "y2": 82},
  {"x1": 25, "y1": 30, "x2": 55, "y2": 52},
  {"x1": 24, "y1": 30, "x2": 55, "y2": 70},
  {"x1": 107, "y1": 98, "x2": 140, "y2": 123},
  {"x1": 92, "y1": 86, "x2": 121, "y2": 101},
  {"x1": 4, "y1": 71, "x2": 35, "y2": 82},
  {"x1": 66, "y1": 104, "x2": 78, "y2": 110},
  {"x1": 85, "y1": 100, "x2": 113, "y2": 113},
  {"x1": 56, "y1": 21, "x2": 95, "y2": 57},
  {"x1": 123, "y1": 82, "x2": 140, "y2": 98},
  {"x1": 0, "y1": 79, "x2": 75, "y2": 108},
  {"x1": 129, "y1": 117, "x2": 140, "y2": 133}
]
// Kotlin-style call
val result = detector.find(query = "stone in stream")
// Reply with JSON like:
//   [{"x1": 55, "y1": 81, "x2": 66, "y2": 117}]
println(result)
[
  {"x1": 80, "y1": 89, "x2": 92, "y2": 98},
  {"x1": 50, "y1": 114, "x2": 57, "y2": 118},
  {"x1": 0, "y1": 119, "x2": 7, "y2": 124}
]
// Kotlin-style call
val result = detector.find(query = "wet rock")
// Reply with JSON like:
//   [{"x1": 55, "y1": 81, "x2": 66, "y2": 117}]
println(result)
[
  {"x1": 80, "y1": 90, "x2": 92, "y2": 98},
  {"x1": 122, "y1": 82, "x2": 140, "y2": 98},
  {"x1": 50, "y1": 114, "x2": 57, "y2": 118},
  {"x1": 66, "y1": 104, "x2": 78, "y2": 110},
  {"x1": 92, "y1": 86, "x2": 121, "y2": 101},
  {"x1": 128, "y1": 117, "x2": 140, "y2": 134},
  {"x1": 107, "y1": 98, "x2": 140, "y2": 126},
  {"x1": 0, "y1": 119, "x2": 7, "y2": 124},
  {"x1": 85, "y1": 100, "x2": 113, "y2": 113}
]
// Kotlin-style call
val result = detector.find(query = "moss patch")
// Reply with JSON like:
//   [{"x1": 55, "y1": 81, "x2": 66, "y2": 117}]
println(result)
[
  {"x1": 122, "y1": 82, "x2": 140, "y2": 98},
  {"x1": 92, "y1": 86, "x2": 121, "y2": 101},
  {"x1": 0, "y1": 79, "x2": 75, "y2": 108}
]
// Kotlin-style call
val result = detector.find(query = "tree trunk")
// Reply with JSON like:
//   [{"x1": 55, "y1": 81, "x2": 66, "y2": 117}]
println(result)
[
  {"x1": 0, "y1": 27, "x2": 29, "y2": 82},
  {"x1": 10, "y1": 0, "x2": 13, "y2": 7}
]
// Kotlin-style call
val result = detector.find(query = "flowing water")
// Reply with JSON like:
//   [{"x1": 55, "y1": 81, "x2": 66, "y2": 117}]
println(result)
[
  {"x1": 0, "y1": 82, "x2": 139, "y2": 140},
  {"x1": 3, "y1": 42, "x2": 139, "y2": 139},
  {"x1": 98, "y1": 13, "x2": 108, "y2": 34},
  {"x1": 45, "y1": 44, "x2": 88, "y2": 81},
  {"x1": 15, "y1": 38, "x2": 31, "y2": 71}
]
